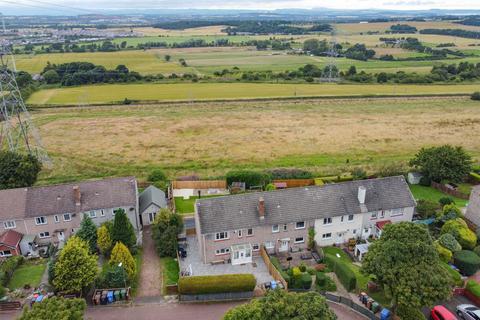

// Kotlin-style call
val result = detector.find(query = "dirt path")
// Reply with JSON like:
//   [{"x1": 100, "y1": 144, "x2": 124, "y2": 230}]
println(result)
[{"x1": 136, "y1": 226, "x2": 162, "y2": 298}]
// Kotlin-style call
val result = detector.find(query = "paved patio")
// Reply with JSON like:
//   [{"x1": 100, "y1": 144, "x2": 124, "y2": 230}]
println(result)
[{"x1": 179, "y1": 236, "x2": 273, "y2": 284}]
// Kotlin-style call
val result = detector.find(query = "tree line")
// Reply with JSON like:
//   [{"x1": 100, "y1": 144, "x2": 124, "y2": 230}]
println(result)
[{"x1": 420, "y1": 28, "x2": 480, "y2": 39}]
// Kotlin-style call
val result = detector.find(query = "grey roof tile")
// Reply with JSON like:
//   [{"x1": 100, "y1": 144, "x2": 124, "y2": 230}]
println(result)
[{"x1": 139, "y1": 185, "x2": 167, "y2": 214}]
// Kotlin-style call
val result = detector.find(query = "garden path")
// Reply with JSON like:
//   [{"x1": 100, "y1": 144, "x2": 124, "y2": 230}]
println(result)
[{"x1": 136, "y1": 226, "x2": 162, "y2": 298}]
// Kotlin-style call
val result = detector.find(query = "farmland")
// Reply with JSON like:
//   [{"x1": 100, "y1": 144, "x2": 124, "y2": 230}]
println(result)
[{"x1": 33, "y1": 96, "x2": 480, "y2": 184}]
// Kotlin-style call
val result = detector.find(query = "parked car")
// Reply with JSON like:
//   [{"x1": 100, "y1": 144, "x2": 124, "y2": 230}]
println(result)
[
  {"x1": 456, "y1": 304, "x2": 480, "y2": 320},
  {"x1": 431, "y1": 305, "x2": 457, "y2": 320}
]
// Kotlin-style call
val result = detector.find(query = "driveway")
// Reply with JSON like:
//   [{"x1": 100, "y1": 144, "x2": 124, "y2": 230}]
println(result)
[{"x1": 136, "y1": 226, "x2": 162, "y2": 298}]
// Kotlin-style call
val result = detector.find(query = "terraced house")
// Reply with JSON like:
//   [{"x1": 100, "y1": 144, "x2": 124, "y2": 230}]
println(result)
[
  {"x1": 0, "y1": 176, "x2": 140, "y2": 256},
  {"x1": 194, "y1": 176, "x2": 416, "y2": 265}
]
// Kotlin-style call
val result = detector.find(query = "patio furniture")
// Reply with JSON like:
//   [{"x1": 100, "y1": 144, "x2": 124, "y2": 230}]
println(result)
[
  {"x1": 311, "y1": 251, "x2": 321, "y2": 263},
  {"x1": 300, "y1": 252, "x2": 313, "y2": 260},
  {"x1": 178, "y1": 247, "x2": 187, "y2": 259}
]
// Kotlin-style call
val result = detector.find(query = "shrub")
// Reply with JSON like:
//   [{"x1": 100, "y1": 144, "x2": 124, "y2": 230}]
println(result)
[
  {"x1": 466, "y1": 280, "x2": 480, "y2": 298},
  {"x1": 439, "y1": 197, "x2": 455, "y2": 206},
  {"x1": 419, "y1": 176, "x2": 432, "y2": 186},
  {"x1": 265, "y1": 183, "x2": 276, "y2": 191},
  {"x1": 441, "y1": 218, "x2": 477, "y2": 250},
  {"x1": 396, "y1": 305, "x2": 427, "y2": 320},
  {"x1": 442, "y1": 263, "x2": 464, "y2": 287},
  {"x1": 470, "y1": 172, "x2": 480, "y2": 183},
  {"x1": 454, "y1": 250, "x2": 480, "y2": 276},
  {"x1": 376, "y1": 162, "x2": 407, "y2": 177},
  {"x1": 152, "y1": 208, "x2": 183, "y2": 258},
  {"x1": 416, "y1": 199, "x2": 439, "y2": 219},
  {"x1": 334, "y1": 261, "x2": 356, "y2": 291},
  {"x1": 148, "y1": 169, "x2": 167, "y2": 182},
  {"x1": 298, "y1": 273, "x2": 312, "y2": 290},
  {"x1": 0, "y1": 256, "x2": 24, "y2": 286},
  {"x1": 474, "y1": 246, "x2": 480, "y2": 256},
  {"x1": 266, "y1": 168, "x2": 314, "y2": 180},
  {"x1": 298, "y1": 263, "x2": 307, "y2": 273},
  {"x1": 226, "y1": 170, "x2": 271, "y2": 189},
  {"x1": 306, "y1": 267, "x2": 316, "y2": 275},
  {"x1": 471, "y1": 92, "x2": 480, "y2": 101},
  {"x1": 351, "y1": 167, "x2": 367, "y2": 180},
  {"x1": 270, "y1": 256, "x2": 290, "y2": 283},
  {"x1": 438, "y1": 233, "x2": 462, "y2": 252},
  {"x1": 109, "y1": 242, "x2": 136, "y2": 281},
  {"x1": 435, "y1": 242, "x2": 453, "y2": 263},
  {"x1": 178, "y1": 274, "x2": 256, "y2": 294},
  {"x1": 316, "y1": 272, "x2": 327, "y2": 286}
]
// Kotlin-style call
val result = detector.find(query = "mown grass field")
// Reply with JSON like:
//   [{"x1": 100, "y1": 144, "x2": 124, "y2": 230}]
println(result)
[
  {"x1": 26, "y1": 82, "x2": 480, "y2": 105},
  {"x1": 31, "y1": 96, "x2": 480, "y2": 184}
]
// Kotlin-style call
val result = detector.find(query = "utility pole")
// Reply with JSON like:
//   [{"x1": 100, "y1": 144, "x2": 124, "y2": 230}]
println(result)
[{"x1": 321, "y1": 26, "x2": 340, "y2": 83}]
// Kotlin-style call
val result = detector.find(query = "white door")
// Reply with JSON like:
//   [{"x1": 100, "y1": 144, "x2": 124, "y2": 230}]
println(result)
[
  {"x1": 232, "y1": 248, "x2": 253, "y2": 265},
  {"x1": 58, "y1": 231, "x2": 65, "y2": 242},
  {"x1": 279, "y1": 240, "x2": 289, "y2": 252}
]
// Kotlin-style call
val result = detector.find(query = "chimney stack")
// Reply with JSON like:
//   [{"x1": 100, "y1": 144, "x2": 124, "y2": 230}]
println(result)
[
  {"x1": 258, "y1": 197, "x2": 265, "y2": 220},
  {"x1": 73, "y1": 186, "x2": 81, "y2": 206},
  {"x1": 358, "y1": 186, "x2": 366, "y2": 204}
]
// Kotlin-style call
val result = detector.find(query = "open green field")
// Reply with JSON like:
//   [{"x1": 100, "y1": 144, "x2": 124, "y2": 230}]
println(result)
[
  {"x1": 30, "y1": 96, "x2": 480, "y2": 185},
  {"x1": 27, "y1": 82, "x2": 480, "y2": 105}
]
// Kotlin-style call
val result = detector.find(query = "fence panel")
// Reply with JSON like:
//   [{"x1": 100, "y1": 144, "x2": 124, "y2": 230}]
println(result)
[
  {"x1": 321, "y1": 292, "x2": 380, "y2": 320},
  {"x1": 273, "y1": 179, "x2": 315, "y2": 188},
  {"x1": 260, "y1": 246, "x2": 288, "y2": 290},
  {"x1": 431, "y1": 181, "x2": 469, "y2": 200},
  {"x1": 172, "y1": 180, "x2": 227, "y2": 190}
]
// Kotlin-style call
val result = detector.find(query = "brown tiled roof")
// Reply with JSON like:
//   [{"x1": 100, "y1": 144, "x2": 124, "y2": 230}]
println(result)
[
  {"x1": 0, "y1": 177, "x2": 137, "y2": 220},
  {"x1": 0, "y1": 230, "x2": 23, "y2": 248}
]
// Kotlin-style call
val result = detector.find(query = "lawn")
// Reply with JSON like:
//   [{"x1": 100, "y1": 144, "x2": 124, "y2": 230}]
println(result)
[
  {"x1": 160, "y1": 257, "x2": 179, "y2": 294},
  {"x1": 409, "y1": 185, "x2": 469, "y2": 207},
  {"x1": 8, "y1": 260, "x2": 47, "y2": 290},
  {"x1": 174, "y1": 196, "x2": 220, "y2": 214}
]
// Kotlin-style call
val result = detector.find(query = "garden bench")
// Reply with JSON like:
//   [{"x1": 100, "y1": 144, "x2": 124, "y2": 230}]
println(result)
[{"x1": 211, "y1": 260, "x2": 225, "y2": 265}]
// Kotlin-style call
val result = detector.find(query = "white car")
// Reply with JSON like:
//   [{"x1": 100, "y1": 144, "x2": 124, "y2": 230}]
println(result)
[{"x1": 457, "y1": 304, "x2": 480, "y2": 320}]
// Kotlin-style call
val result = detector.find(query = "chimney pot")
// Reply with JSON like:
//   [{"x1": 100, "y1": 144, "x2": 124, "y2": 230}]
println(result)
[
  {"x1": 258, "y1": 197, "x2": 265, "y2": 220},
  {"x1": 358, "y1": 186, "x2": 366, "y2": 204},
  {"x1": 73, "y1": 186, "x2": 81, "y2": 206}
]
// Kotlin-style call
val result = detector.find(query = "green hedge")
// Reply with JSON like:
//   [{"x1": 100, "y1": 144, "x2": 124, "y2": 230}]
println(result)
[
  {"x1": 226, "y1": 170, "x2": 271, "y2": 189},
  {"x1": 0, "y1": 256, "x2": 24, "y2": 286},
  {"x1": 467, "y1": 280, "x2": 480, "y2": 298},
  {"x1": 396, "y1": 305, "x2": 427, "y2": 320},
  {"x1": 291, "y1": 273, "x2": 312, "y2": 290},
  {"x1": 334, "y1": 261, "x2": 356, "y2": 292},
  {"x1": 178, "y1": 274, "x2": 256, "y2": 295},
  {"x1": 454, "y1": 250, "x2": 480, "y2": 276},
  {"x1": 441, "y1": 263, "x2": 464, "y2": 287}
]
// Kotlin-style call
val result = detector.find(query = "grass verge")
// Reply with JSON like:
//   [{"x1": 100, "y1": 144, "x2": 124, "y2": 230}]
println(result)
[{"x1": 160, "y1": 257, "x2": 180, "y2": 295}]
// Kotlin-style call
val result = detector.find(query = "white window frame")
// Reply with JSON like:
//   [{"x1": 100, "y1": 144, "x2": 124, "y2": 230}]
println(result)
[
  {"x1": 63, "y1": 213, "x2": 71, "y2": 222},
  {"x1": 272, "y1": 225, "x2": 279, "y2": 233},
  {"x1": 0, "y1": 250, "x2": 12, "y2": 257},
  {"x1": 391, "y1": 208, "x2": 404, "y2": 217},
  {"x1": 352, "y1": 229, "x2": 357, "y2": 235},
  {"x1": 100, "y1": 209, "x2": 105, "y2": 217},
  {"x1": 247, "y1": 228, "x2": 254, "y2": 236},
  {"x1": 294, "y1": 237, "x2": 305, "y2": 244},
  {"x1": 215, "y1": 248, "x2": 230, "y2": 255},
  {"x1": 215, "y1": 231, "x2": 229, "y2": 241},
  {"x1": 348, "y1": 214, "x2": 354, "y2": 222},
  {"x1": 237, "y1": 229, "x2": 243, "y2": 238},
  {"x1": 295, "y1": 221, "x2": 306, "y2": 229},
  {"x1": 35, "y1": 216, "x2": 47, "y2": 225},
  {"x1": 3, "y1": 220, "x2": 16, "y2": 229},
  {"x1": 265, "y1": 241, "x2": 274, "y2": 249},
  {"x1": 54, "y1": 215, "x2": 60, "y2": 223},
  {"x1": 88, "y1": 210, "x2": 97, "y2": 218},
  {"x1": 39, "y1": 231, "x2": 50, "y2": 239},
  {"x1": 323, "y1": 218, "x2": 332, "y2": 225},
  {"x1": 252, "y1": 243, "x2": 260, "y2": 251},
  {"x1": 322, "y1": 233, "x2": 332, "y2": 240}
]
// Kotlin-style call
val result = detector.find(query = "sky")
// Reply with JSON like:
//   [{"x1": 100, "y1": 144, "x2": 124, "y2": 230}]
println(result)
[{"x1": 2, "y1": 0, "x2": 480, "y2": 14}]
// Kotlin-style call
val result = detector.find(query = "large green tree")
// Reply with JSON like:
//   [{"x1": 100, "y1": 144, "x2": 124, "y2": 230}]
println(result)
[
  {"x1": 152, "y1": 208, "x2": 183, "y2": 257},
  {"x1": 53, "y1": 236, "x2": 97, "y2": 294},
  {"x1": 0, "y1": 151, "x2": 41, "y2": 190},
  {"x1": 362, "y1": 222, "x2": 452, "y2": 313},
  {"x1": 76, "y1": 215, "x2": 97, "y2": 253},
  {"x1": 18, "y1": 297, "x2": 86, "y2": 320},
  {"x1": 409, "y1": 145, "x2": 472, "y2": 183},
  {"x1": 111, "y1": 209, "x2": 136, "y2": 251},
  {"x1": 223, "y1": 290, "x2": 336, "y2": 320},
  {"x1": 109, "y1": 241, "x2": 136, "y2": 281}
]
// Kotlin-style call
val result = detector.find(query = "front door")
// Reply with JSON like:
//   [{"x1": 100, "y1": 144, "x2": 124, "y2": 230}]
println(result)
[
  {"x1": 279, "y1": 239, "x2": 289, "y2": 252},
  {"x1": 58, "y1": 231, "x2": 65, "y2": 242}
]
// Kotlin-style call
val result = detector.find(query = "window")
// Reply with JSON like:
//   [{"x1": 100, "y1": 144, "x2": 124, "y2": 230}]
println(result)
[
  {"x1": 323, "y1": 218, "x2": 332, "y2": 225},
  {"x1": 3, "y1": 220, "x2": 16, "y2": 229},
  {"x1": 215, "y1": 248, "x2": 230, "y2": 255},
  {"x1": 391, "y1": 208, "x2": 404, "y2": 217},
  {"x1": 247, "y1": 228, "x2": 253, "y2": 236},
  {"x1": 379, "y1": 210, "x2": 385, "y2": 218},
  {"x1": 252, "y1": 244, "x2": 260, "y2": 251},
  {"x1": 348, "y1": 214, "x2": 354, "y2": 221},
  {"x1": 294, "y1": 237, "x2": 305, "y2": 244},
  {"x1": 272, "y1": 225, "x2": 279, "y2": 233},
  {"x1": 63, "y1": 213, "x2": 71, "y2": 222},
  {"x1": 283, "y1": 224, "x2": 288, "y2": 232},
  {"x1": 39, "y1": 231, "x2": 50, "y2": 238},
  {"x1": 215, "y1": 231, "x2": 229, "y2": 241},
  {"x1": 352, "y1": 229, "x2": 357, "y2": 235},
  {"x1": 364, "y1": 228, "x2": 369, "y2": 233},
  {"x1": 100, "y1": 209, "x2": 105, "y2": 217},
  {"x1": 295, "y1": 221, "x2": 306, "y2": 229},
  {"x1": 88, "y1": 210, "x2": 96, "y2": 218},
  {"x1": 322, "y1": 233, "x2": 332, "y2": 239},
  {"x1": 237, "y1": 229, "x2": 243, "y2": 238},
  {"x1": 35, "y1": 216, "x2": 47, "y2": 225},
  {"x1": 0, "y1": 250, "x2": 12, "y2": 257},
  {"x1": 265, "y1": 241, "x2": 274, "y2": 249},
  {"x1": 370, "y1": 212, "x2": 378, "y2": 220},
  {"x1": 54, "y1": 215, "x2": 60, "y2": 223}
]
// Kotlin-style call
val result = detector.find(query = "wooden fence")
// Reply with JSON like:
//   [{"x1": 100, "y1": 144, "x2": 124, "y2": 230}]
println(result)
[
  {"x1": 273, "y1": 179, "x2": 315, "y2": 188},
  {"x1": 260, "y1": 246, "x2": 288, "y2": 290},
  {"x1": 0, "y1": 301, "x2": 22, "y2": 312},
  {"x1": 172, "y1": 180, "x2": 227, "y2": 190},
  {"x1": 431, "y1": 181, "x2": 470, "y2": 200}
]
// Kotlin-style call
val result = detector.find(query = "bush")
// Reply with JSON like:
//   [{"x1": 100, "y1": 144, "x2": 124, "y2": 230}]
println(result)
[
  {"x1": 265, "y1": 183, "x2": 276, "y2": 191},
  {"x1": 351, "y1": 167, "x2": 367, "y2": 180},
  {"x1": 315, "y1": 272, "x2": 337, "y2": 292},
  {"x1": 334, "y1": 261, "x2": 357, "y2": 291},
  {"x1": 454, "y1": 250, "x2": 480, "y2": 276},
  {"x1": 416, "y1": 199, "x2": 439, "y2": 219},
  {"x1": 148, "y1": 169, "x2": 167, "y2": 182},
  {"x1": 472, "y1": 92, "x2": 480, "y2": 101},
  {"x1": 439, "y1": 197, "x2": 455, "y2": 206},
  {"x1": 292, "y1": 273, "x2": 312, "y2": 290},
  {"x1": 435, "y1": 242, "x2": 453, "y2": 263},
  {"x1": 226, "y1": 170, "x2": 271, "y2": 189},
  {"x1": 298, "y1": 263, "x2": 307, "y2": 273},
  {"x1": 466, "y1": 280, "x2": 480, "y2": 298},
  {"x1": 438, "y1": 233, "x2": 462, "y2": 252},
  {"x1": 419, "y1": 176, "x2": 432, "y2": 186},
  {"x1": 178, "y1": 274, "x2": 256, "y2": 294},
  {"x1": 442, "y1": 263, "x2": 464, "y2": 287},
  {"x1": 441, "y1": 218, "x2": 477, "y2": 250},
  {"x1": 474, "y1": 246, "x2": 480, "y2": 256},
  {"x1": 376, "y1": 162, "x2": 408, "y2": 177},
  {"x1": 270, "y1": 256, "x2": 290, "y2": 283},
  {"x1": 396, "y1": 305, "x2": 427, "y2": 320},
  {"x1": 266, "y1": 168, "x2": 314, "y2": 180},
  {"x1": 0, "y1": 256, "x2": 24, "y2": 286},
  {"x1": 470, "y1": 172, "x2": 480, "y2": 183}
]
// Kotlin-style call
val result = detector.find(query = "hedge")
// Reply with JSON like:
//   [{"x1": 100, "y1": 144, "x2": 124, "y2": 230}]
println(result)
[
  {"x1": 441, "y1": 263, "x2": 464, "y2": 287},
  {"x1": 178, "y1": 274, "x2": 256, "y2": 295},
  {"x1": 470, "y1": 172, "x2": 480, "y2": 183},
  {"x1": 334, "y1": 261, "x2": 356, "y2": 292},
  {"x1": 0, "y1": 256, "x2": 24, "y2": 286},
  {"x1": 467, "y1": 280, "x2": 480, "y2": 298},
  {"x1": 291, "y1": 273, "x2": 312, "y2": 290},
  {"x1": 454, "y1": 250, "x2": 480, "y2": 276},
  {"x1": 396, "y1": 305, "x2": 427, "y2": 320},
  {"x1": 226, "y1": 170, "x2": 271, "y2": 189}
]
